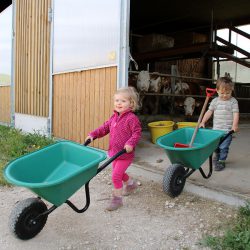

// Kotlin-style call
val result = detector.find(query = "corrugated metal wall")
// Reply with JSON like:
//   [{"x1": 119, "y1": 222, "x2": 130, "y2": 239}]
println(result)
[
  {"x1": 15, "y1": 0, "x2": 51, "y2": 117},
  {"x1": 53, "y1": 66, "x2": 117, "y2": 150},
  {"x1": 0, "y1": 86, "x2": 11, "y2": 123}
]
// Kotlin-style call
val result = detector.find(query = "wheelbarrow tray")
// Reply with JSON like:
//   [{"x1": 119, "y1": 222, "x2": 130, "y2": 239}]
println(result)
[
  {"x1": 156, "y1": 128, "x2": 225, "y2": 169},
  {"x1": 4, "y1": 141, "x2": 107, "y2": 206}
]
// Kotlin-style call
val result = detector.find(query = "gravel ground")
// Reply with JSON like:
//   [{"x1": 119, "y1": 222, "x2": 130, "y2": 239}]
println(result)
[{"x1": 0, "y1": 168, "x2": 237, "y2": 250}]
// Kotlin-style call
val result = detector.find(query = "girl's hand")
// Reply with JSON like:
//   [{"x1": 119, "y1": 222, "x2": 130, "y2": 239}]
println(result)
[
  {"x1": 85, "y1": 135, "x2": 93, "y2": 142},
  {"x1": 124, "y1": 145, "x2": 133, "y2": 153}
]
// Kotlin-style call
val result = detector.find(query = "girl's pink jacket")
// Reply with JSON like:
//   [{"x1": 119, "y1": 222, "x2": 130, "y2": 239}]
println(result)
[{"x1": 89, "y1": 110, "x2": 141, "y2": 160}]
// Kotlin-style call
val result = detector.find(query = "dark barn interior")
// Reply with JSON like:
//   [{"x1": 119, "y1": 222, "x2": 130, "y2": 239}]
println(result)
[{"x1": 129, "y1": 0, "x2": 250, "y2": 121}]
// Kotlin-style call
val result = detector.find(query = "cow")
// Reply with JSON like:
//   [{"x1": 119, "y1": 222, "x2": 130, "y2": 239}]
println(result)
[
  {"x1": 136, "y1": 70, "x2": 151, "y2": 93},
  {"x1": 161, "y1": 81, "x2": 202, "y2": 116},
  {"x1": 183, "y1": 97, "x2": 202, "y2": 116},
  {"x1": 135, "y1": 71, "x2": 163, "y2": 114}
]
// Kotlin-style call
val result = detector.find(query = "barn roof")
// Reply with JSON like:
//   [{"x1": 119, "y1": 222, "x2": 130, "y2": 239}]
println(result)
[
  {"x1": 130, "y1": 0, "x2": 250, "y2": 34},
  {"x1": 1, "y1": 0, "x2": 250, "y2": 33},
  {"x1": 0, "y1": 0, "x2": 11, "y2": 13}
]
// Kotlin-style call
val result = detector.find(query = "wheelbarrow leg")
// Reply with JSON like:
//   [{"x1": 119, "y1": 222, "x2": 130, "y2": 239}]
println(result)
[
  {"x1": 65, "y1": 181, "x2": 90, "y2": 213},
  {"x1": 198, "y1": 155, "x2": 213, "y2": 179}
]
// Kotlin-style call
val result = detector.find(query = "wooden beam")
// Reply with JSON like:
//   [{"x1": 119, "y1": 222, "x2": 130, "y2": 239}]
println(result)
[
  {"x1": 209, "y1": 50, "x2": 250, "y2": 68},
  {"x1": 216, "y1": 36, "x2": 250, "y2": 58},
  {"x1": 230, "y1": 26, "x2": 250, "y2": 40},
  {"x1": 134, "y1": 43, "x2": 211, "y2": 61}
]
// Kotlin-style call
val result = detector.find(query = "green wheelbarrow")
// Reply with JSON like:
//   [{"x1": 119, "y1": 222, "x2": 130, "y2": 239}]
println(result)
[
  {"x1": 4, "y1": 140, "x2": 126, "y2": 240},
  {"x1": 156, "y1": 127, "x2": 234, "y2": 198}
]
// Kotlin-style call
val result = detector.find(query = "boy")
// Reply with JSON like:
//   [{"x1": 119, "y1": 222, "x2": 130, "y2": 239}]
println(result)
[{"x1": 200, "y1": 77, "x2": 239, "y2": 171}]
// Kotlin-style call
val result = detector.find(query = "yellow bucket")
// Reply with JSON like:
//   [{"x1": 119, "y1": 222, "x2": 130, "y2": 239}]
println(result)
[
  {"x1": 148, "y1": 121, "x2": 175, "y2": 144},
  {"x1": 176, "y1": 122, "x2": 198, "y2": 129}
]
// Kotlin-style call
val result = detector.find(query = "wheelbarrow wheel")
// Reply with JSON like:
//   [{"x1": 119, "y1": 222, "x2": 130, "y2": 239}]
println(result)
[
  {"x1": 163, "y1": 164, "x2": 186, "y2": 198},
  {"x1": 9, "y1": 198, "x2": 48, "y2": 240}
]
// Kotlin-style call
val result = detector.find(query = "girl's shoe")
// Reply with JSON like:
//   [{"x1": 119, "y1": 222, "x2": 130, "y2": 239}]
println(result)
[
  {"x1": 123, "y1": 181, "x2": 138, "y2": 196},
  {"x1": 106, "y1": 196, "x2": 123, "y2": 211}
]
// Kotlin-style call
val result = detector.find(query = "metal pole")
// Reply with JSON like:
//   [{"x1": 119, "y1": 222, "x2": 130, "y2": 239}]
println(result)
[
  {"x1": 117, "y1": 0, "x2": 130, "y2": 88},
  {"x1": 48, "y1": 0, "x2": 54, "y2": 137},
  {"x1": 170, "y1": 65, "x2": 177, "y2": 114},
  {"x1": 10, "y1": 1, "x2": 16, "y2": 128},
  {"x1": 210, "y1": 9, "x2": 214, "y2": 49}
]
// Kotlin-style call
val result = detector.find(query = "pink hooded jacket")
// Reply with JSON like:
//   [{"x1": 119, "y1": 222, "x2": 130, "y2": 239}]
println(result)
[{"x1": 89, "y1": 110, "x2": 141, "y2": 160}]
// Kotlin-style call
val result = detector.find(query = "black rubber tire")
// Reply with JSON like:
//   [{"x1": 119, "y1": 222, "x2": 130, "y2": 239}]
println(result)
[
  {"x1": 163, "y1": 164, "x2": 186, "y2": 198},
  {"x1": 9, "y1": 198, "x2": 48, "y2": 240}
]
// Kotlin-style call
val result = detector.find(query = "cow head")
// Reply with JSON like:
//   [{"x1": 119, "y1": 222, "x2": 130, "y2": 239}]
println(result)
[
  {"x1": 149, "y1": 76, "x2": 161, "y2": 92},
  {"x1": 184, "y1": 97, "x2": 201, "y2": 116},
  {"x1": 137, "y1": 71, "x2": 150, "y2": 92}
]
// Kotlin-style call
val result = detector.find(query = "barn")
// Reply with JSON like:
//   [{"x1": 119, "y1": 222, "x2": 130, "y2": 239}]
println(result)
[{"x1": 0, "y1": 0, "x2": 250, "y2": 151}]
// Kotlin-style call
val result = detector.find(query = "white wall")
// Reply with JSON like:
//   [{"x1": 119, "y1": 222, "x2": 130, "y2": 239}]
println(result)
[
  {"x1": 15, "y1": 113, "x2": 49, "y2": 136},
  {"x1": 53, "y1": 0, "x2": 121, "y2": 73}
]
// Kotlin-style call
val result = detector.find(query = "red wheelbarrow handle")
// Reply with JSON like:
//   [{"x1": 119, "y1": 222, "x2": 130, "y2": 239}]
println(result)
[
  {"x1": 206, "y1": 88, "x2": 217, "y2": 98},
  {"x1": 175, "y1": 88, "x2": 217, "y2": 148}
]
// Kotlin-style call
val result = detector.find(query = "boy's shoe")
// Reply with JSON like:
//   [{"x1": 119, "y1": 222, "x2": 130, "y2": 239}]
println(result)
[
  {"x1": 123, "y1": 181, "x2": 138, "y2": 196},
  {"x1": 212, "y1": 158, "x2": 218, "y2": 168},
  {"x1": 214, "y1": 161, "x2": 226, "y2": 171},
  {"x1": 212, "y1": 153, "x2": 219, "y2": 167},
  {"x1": 106, "y1": 196, "x2": 123, "y2": 211}
]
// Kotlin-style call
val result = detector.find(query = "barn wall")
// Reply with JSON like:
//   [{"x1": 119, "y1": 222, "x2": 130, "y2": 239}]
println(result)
[
  {"x1": 52, "y1": 66, "x2": 117, "y2": 150},
  {"x1": 15, "y1": 0, "x2": 51, "y2": 117},
  {"x1": 0, "y1": 86, "x2": 11, "y2": 124}
]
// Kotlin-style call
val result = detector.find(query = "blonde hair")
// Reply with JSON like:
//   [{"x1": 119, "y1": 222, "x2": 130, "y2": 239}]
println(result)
[
  {"x1": 216, "y1": 76, "x2": 234, "y2": 91},
  {"x1": 115, "y1": 87, "x2": 140, "y2": 111}
]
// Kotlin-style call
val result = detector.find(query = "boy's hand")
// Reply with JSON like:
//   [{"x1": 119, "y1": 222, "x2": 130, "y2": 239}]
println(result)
[
  {"x1": 232, "y1": 125, "x2": 239, "y2": 132},
  {"x1": 124, "y1": 145, "x2": 133, "y2": 153},
  {"x1": 199, "y1": 122, "x2": 205, "y2": 128}
]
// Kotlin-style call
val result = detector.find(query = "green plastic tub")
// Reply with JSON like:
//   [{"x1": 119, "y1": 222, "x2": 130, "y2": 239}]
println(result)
[
  {"x1": 156, "y1": 128, "x2": 225, "y2": 169},
  {"x1": 4, "y1": 141, "x2": 107, "y2": 206}
]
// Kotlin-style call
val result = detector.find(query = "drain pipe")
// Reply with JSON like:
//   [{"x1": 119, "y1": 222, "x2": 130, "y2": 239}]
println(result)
[
  {"x1": 47, "y1": 0, "x2": 54, "y2": 137},
  {"x1": 117, "y1": 0, "x2": 130, "y2": 88},
  {"x1": 10, "y1": 1, "x2": 16, "y2": 127}
]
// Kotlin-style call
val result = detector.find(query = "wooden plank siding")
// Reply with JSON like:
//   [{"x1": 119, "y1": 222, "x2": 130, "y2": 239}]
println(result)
[
  {"x1": 0, "y1": 86, "x2": 11, "y2": 124},
  {"x1": 15, "y1": 0, "x2": 51, "y2": 117},
  {"x1": 52, "y1": 66, "x2": 117, "y2": 150}
]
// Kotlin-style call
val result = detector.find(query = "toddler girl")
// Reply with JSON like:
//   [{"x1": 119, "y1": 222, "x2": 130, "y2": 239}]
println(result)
[{"x1": 86, "y1": 87, "x2": 141, "y2": 211}]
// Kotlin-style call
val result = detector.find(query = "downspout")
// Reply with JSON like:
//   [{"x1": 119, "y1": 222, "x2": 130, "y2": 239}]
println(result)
[
  {"x1": 10, "y1": 0, "x2": 16, "y2": 127},
  {"x1": 48, "y1": 0, "x2": 54, "y2": 137},
  {"x1": 117, "y1": 0, "x2": 130, "y2": 88}
]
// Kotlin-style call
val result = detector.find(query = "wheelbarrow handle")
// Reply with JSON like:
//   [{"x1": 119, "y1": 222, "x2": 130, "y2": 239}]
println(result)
[
  {"x1": 84, "y1": 138, "x2": 127, "y2": 173},
  {"x1": 219, "y1": 130, "x2": 234, "y2": 145},
  {"x1": 97, "y1": 149, "x2": 127, "y2": 174},
  {"x1": 83, "y1": 139, "x2": 92, "y2": 146},
  {"x1": 83, "y1": 137, "x2": 97, "y2": 146},
  {"x1": 188, "y1": 88, "x2": 217, "y2": 147},
  {"x1": 206, "y1": 88, "x2": 217, "y2": 97}
]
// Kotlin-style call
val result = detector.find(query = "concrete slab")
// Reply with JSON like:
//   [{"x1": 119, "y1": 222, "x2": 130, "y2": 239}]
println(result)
[
  {"x1": 133, "y1": 123, "x2": 250, "y2": 203},
  {"x1": 127, "y1": 163, "x2": 246, "y2": 207}
]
